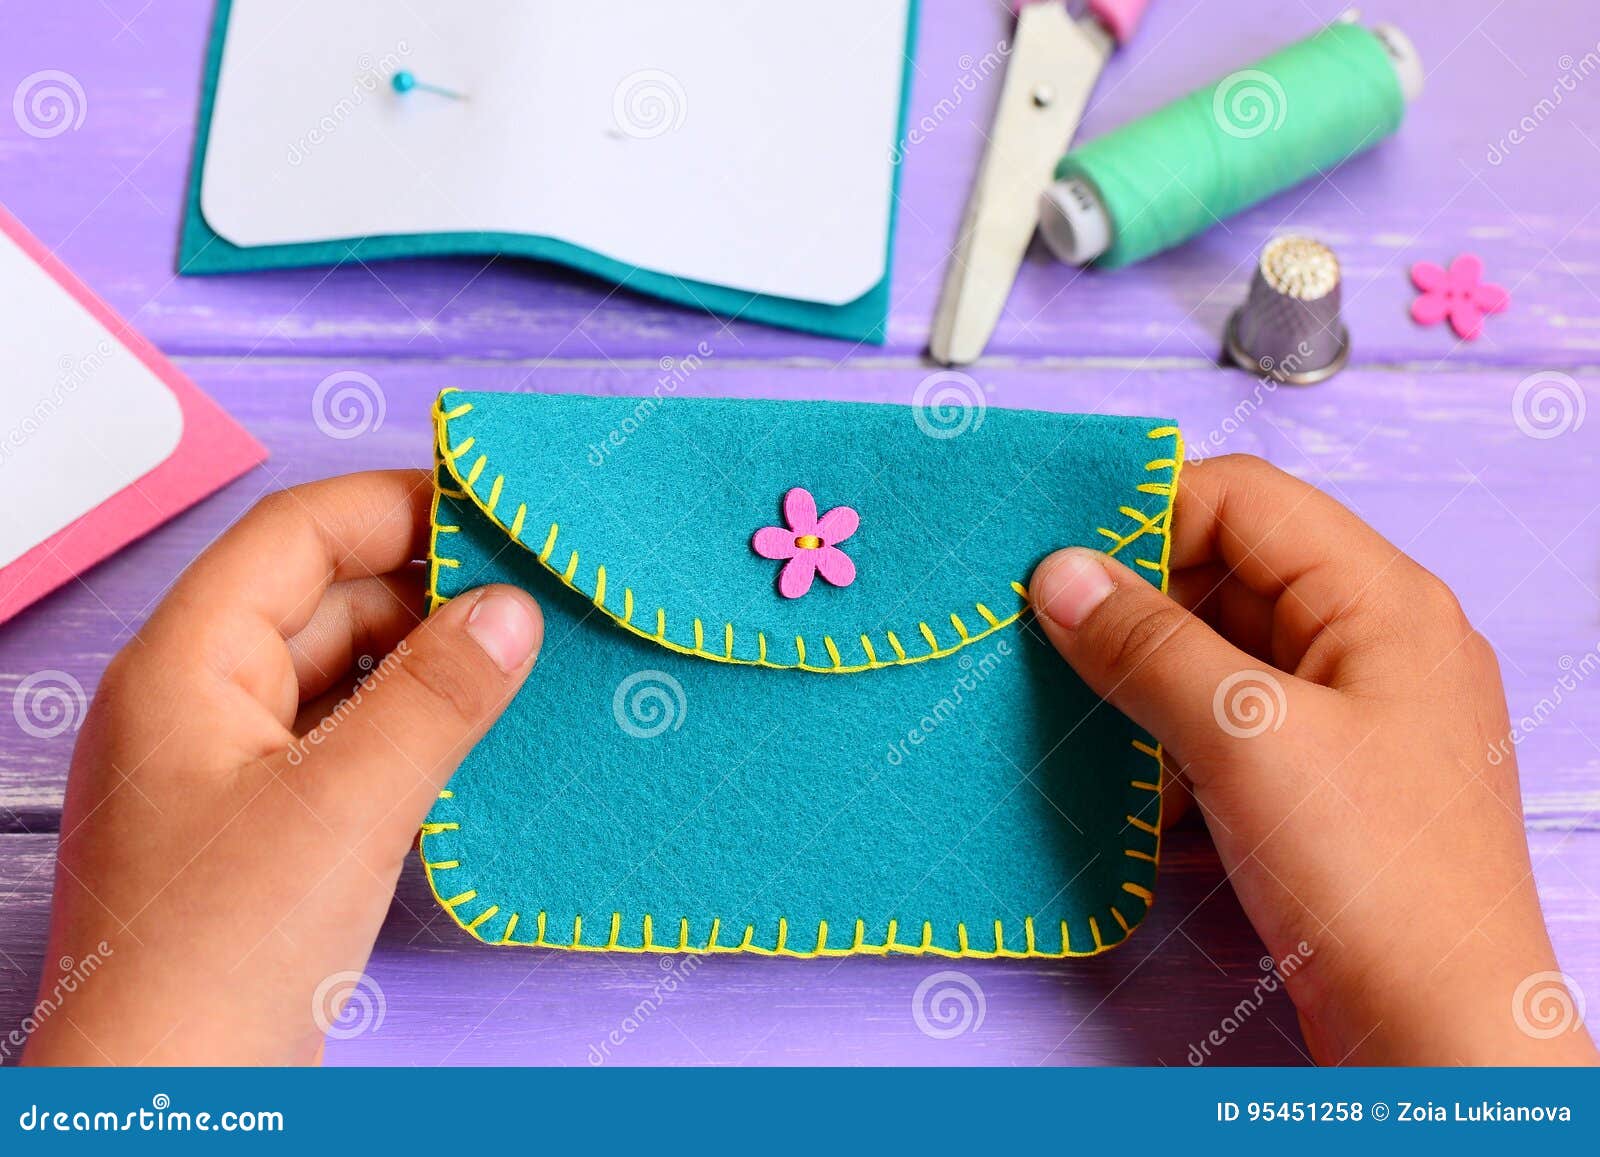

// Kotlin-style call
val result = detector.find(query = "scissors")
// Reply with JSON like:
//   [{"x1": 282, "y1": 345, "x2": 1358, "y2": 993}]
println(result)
[{"x1": 929, "y1": 0, "x2": 1150, "y2": 365}]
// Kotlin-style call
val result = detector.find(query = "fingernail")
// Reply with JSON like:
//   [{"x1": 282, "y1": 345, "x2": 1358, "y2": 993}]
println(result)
[
  {"x1": 465, "y1": 589, "x2": 540, "y2": 673},
  {"x1": 1033, "y1": 548, "x2": 1117, "y2": 629}
]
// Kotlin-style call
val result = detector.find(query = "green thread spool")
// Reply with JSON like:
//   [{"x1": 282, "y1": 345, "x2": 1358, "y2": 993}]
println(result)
[{"x1": 1040, "y1": 21, "x2": 1421, "y2": 268}]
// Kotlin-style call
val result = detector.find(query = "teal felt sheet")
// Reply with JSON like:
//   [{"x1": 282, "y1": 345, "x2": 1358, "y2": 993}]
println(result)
[
  {"x1": 424, "y1": 391, "x2": 1182, "y2": 957},
  {"x1": 177, "y1": 0, "x2": 918, "y2": 344}
]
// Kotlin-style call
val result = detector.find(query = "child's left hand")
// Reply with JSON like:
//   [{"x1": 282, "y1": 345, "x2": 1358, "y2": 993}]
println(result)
[{"x1": 24, "y1": 470, "x2": 543, "y2": 1065}]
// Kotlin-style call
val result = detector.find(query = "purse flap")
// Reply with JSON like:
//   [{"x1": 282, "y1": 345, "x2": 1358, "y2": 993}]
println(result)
[{"x1": 432, "y1": 390, "x2": 1181, "y2": 671}]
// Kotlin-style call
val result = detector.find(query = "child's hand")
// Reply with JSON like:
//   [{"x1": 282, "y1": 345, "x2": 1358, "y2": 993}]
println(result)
[
  {"x1": 1030, "y1": 454, "x2": 1597, "y2": 1066},
  {"x1": 24, "y1": 471, "x2": 542, "y2": 1065}
]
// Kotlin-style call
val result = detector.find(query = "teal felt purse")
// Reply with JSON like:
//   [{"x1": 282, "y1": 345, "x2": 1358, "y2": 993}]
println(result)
[{"x1": 423, "y1": 390, "x2": 1182, "y2": 958}]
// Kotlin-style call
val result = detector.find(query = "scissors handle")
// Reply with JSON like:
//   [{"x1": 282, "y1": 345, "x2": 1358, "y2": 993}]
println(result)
[
  {"x1": 1087, "y1": 0, "x2": 1148, "y2": 43},
  {"x1": 1011, "y1": 0, "x2": 1149, "y2": 45}
]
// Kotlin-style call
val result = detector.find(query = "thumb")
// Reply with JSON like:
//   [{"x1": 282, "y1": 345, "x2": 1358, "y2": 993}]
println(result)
[
  {"x1": 289, "y1": 584, "x2": 542, "y2": 836},
  {"x1": 1029, "y1": 548, "x2": 1283, "y2": 769}
]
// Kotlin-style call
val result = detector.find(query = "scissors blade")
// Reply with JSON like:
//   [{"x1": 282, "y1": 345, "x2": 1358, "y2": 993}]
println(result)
[{"x1": 929, "y1": 6, "x2": 1111, "y2": 365}]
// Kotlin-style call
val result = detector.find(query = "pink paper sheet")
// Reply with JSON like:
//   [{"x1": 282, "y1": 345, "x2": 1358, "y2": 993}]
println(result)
[{"x1": 0, "y1": 204, "x2": 267, "y2": 623}]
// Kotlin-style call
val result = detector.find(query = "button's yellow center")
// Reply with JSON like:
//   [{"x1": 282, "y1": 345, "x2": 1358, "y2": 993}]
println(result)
[{"x1": 794, "y1": 535, "x2": 823, "y2": 550}]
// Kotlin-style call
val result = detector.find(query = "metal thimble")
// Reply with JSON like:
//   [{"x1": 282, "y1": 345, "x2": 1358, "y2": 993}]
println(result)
[{"x1": 1226, "y1": 236, "x2": 1349, "y2": 385}]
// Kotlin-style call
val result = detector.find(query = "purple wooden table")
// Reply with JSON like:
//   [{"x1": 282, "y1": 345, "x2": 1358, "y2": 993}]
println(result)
[{"x1": 3, "y1": 0, "x2": 1598, "y2": 1065}]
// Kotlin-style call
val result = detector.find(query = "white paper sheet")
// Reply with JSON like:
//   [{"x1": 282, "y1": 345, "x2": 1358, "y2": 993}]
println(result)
[
  {"x1": 201, "y1": 0, "x2": 911, "y2": 305},
  {"x1": 0, "y1": 233, "x2": 183, "y2": 569}
]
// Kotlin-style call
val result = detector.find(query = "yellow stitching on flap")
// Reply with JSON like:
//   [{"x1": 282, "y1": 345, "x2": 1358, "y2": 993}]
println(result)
[
  {"x1": 431, "y1": 397, "x2": 1080, "y2": 676},
  {"x1": 510, "y1": 504, "x2": 526, "y2": 541}
]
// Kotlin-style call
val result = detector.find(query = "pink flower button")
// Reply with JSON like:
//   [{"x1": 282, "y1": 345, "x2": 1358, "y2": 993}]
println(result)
[
  {"x1": 1410, "y1": 254, "x2": 1510, "y2": 341},
  {"x1": 751, "y1": 488, "x2": 859, "y2": 599}
]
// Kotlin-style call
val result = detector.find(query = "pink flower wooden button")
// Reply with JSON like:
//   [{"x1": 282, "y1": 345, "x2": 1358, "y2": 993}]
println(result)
[
  {"x1": 751, "y1": 488, "x2": 859, "y2": 599},
  {"x1": 1410, "y1": 253, "x2": 1510, "y2": 341}
]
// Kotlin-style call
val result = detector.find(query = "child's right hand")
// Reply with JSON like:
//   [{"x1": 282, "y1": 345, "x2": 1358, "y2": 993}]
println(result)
[{"x1": 1029, "y1": 454, "x2": 1597, "y2": 1066}]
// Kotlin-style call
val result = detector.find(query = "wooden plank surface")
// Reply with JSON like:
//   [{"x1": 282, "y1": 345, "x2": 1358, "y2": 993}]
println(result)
[
  {"x1": 5, "y1": 360, "x2": 1597, "y2": 827},
  {"x1": 2, "y1": 829, "x2": 1595, "y2": 1066}
]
